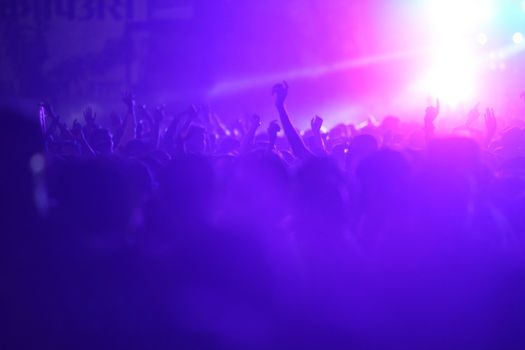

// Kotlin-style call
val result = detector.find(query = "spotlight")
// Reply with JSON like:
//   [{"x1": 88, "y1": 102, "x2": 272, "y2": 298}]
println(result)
[
  {"x1": 476, "y1": 33, "x2": 488, "y2": 46},
  {"x1": 423, "y1": 47, "x2": 476, "y2": 108},
  {"x1": 476, "y1": 0, "x2": 494, "y2": 21},
  {"x1": 513, "y1": 32, "x2": 523, "y2": 44}
]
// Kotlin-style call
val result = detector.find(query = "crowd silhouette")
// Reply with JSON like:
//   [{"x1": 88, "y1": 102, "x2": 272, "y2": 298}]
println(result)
[{"x1": 2, "y1": 81, "x2": 525, "y2": 349}]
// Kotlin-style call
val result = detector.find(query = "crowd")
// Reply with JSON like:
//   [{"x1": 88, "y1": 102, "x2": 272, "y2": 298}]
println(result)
[{"x1": 3, "y1": 81, "x2": 525, "y2": 349}]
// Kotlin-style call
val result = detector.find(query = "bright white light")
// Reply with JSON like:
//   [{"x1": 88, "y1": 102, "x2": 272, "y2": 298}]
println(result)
[
  {"x1": 476, "y1": 0, "x2": 494, "y2": 21},
  {"x1": 422, "y1": 46, "x2": 477, "y2": 108},
  {"x1": 429, "y1": 0, "x2": 494, "y2": 28},
  {"x1": 476, "y1": 33, "x2": 488, "y2": 46},
  {"x1": 419, "y1": 1, "x2": 490, "y2": 109},
  {"x1": 513, "y1": 32, "x2": 524, "y2": 44},
  {"x1": 522, "y1": 1, "x2": 525, "y2": 12}
]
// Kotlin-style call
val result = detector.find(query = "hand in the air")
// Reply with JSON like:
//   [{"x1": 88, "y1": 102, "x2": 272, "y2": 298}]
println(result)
[
  {"x1": 311, "y1": 115, "x2": 324, "y2": 134},
  {"x1": 272, "y1": 81, "x2": 289, "y2": 107},
  {"x1": 425, "y1": 99, "x2": 440, "y2": 123}
]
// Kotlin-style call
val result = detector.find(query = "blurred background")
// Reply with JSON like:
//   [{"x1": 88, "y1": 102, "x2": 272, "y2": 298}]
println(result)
[{"x1": 2, "y1": 0, "x2": 525, "y2": 127}]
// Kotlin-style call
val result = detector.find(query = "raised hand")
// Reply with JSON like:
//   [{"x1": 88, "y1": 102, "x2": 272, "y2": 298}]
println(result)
[
  {"x1": 425, "y1": 98, "x2": 440, "y2": 124},
  {"x1": 267, "y1": 120, "x2": 281, "y2": 150},
  {"x1": 117, "y1": 91, "x2": 138, "y2": 149},
  {"x1": 310, "y1": 115, "x2": 326, "y2": 155},
  {"x1": 424, "y1": 99, "x2": 440, "y2": 141},
  {"x1": 271, "y1": 81, "x2": 311, "y2": 158},
  {"x1": 268, "y1": 120, "x2": 281, "y2": 136},
  {"x1": 311, "y1": 115, "x2": 324, "y2": 134},
  {"x1": 272, "y1": 81, "x2": 289, "y2": 107}
]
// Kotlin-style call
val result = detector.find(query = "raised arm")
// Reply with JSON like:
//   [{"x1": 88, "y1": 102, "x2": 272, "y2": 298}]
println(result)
[
  {"x1": 272, "y1": 81, "x2": 311, "y2": 159},
  {"x1": 310, "y1": 115, "x2": 327, "y2": 156},
  {"x1": 267, "y1": 120, "x2": 281, "y2": 152},
  {"x1": 424, "y1": 98, "x2": 440, "y2": 141},
  {"x1": 117, "y1": 92, "x2": 137, "y2": 149}
]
